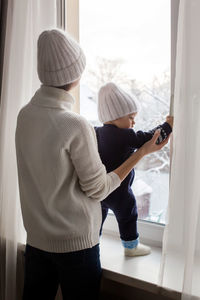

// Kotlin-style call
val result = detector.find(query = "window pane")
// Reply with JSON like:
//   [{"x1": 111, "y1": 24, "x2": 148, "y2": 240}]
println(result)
[{"x1": 80, "y1": 0, "x2": 170, "y2": 224}]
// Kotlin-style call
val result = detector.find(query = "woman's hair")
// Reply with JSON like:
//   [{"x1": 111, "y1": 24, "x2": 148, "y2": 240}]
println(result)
[{"x1": 55, "y1": 82, "x2": 74, "y2": 91}]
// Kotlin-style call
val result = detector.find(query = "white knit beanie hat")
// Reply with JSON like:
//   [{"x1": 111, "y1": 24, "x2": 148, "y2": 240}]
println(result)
[
  {"x1": 37, "y1": 29, "x2": 86, "y2": 86},
  {"x1": 98, "y1": 82, "x2": 139, "y2": 123}
]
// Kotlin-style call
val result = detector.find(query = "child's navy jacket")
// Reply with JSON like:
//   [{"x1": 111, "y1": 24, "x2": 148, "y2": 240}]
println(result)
[{"x1": 95, "y1": 122, "x2": 172, "y2": 202}]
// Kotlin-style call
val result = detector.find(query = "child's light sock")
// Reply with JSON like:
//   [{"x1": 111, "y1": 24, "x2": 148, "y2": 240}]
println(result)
[
  {"x1": 122, "y1": 238, "x2": 139, "y2": 249},
  {"x1": 122, "y1": 238, "x2": 151, "y2": 257}
]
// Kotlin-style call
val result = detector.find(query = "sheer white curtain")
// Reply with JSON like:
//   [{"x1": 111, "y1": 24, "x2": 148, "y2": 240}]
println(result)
[
  {"x1": 0, "y1": 1, "x2": 57, "y2": 299},
  {"x1": 159, "y1": 0, "x2": 200, "y2": 299}
]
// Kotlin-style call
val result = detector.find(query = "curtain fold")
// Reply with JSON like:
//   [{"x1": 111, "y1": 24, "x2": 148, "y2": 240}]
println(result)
[
  {"x1": 0, "y1": 0, "x2": 8, "y2": 103},
  {"x1": 159, "y1": 0, "x2": 200, "y2": 299},
  {"x1": 0, "y1": 1, "x2": 57, "y2": 299}
]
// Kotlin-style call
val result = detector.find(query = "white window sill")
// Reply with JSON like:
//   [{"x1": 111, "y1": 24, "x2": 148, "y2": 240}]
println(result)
[
  {"x1": 103, "y1": 214, "x2": 165, "y2": 248},
  {"x1": 100, "y1": 233, "x2": 181, "y2": 300}
]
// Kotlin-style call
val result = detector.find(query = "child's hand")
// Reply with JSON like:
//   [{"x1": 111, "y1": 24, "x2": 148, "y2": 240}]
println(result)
[{"x1": 166, "y1": 116, "x2": 174, "y2": 128}]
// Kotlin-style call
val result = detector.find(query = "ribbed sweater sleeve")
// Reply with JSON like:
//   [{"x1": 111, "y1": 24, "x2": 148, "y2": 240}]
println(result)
[{"x1": 67, "y1": 115, "x2": 121, "y2": 201}]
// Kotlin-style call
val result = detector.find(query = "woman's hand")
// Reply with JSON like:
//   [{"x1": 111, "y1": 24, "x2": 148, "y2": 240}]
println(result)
[
  {"x1": 141, "y1": 130, "x2": 170, "y2": 156},
  {"x1": 114, "y1": 130, "x2": 171, "y2": 181}
]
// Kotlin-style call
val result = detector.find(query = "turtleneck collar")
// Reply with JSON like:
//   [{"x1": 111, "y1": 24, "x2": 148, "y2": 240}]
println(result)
[{"x1": 31, "y1": 85, "x2": 75, "y2": 110}]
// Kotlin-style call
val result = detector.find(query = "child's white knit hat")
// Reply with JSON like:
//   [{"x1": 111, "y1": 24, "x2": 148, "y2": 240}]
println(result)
[
  {"x1": 37, "y1": 29, "x2": 86, "y2": 86},
  {"x1": 98, "y1": 82, "x2": 138, "y2": 123}
]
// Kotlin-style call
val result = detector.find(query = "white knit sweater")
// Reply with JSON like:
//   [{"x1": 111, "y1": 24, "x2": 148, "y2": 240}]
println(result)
[{"x1": 15, "y1": 86, "x2": 121, "y2": 253}]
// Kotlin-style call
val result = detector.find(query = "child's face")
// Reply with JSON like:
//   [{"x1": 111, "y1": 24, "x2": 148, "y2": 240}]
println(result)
[{"x1": 114, "y1": 113, "x2": 137, "y2": 129}]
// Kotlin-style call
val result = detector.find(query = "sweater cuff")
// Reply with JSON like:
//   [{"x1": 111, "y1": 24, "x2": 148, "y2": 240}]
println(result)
[
  {"x1": 162, "y1": 122, "x2": 173, "y2": 133},
  {"x1": 108, "y1": 171, "x2": 121, "y2": 188},
  {"x1": 156, "y1": 122, "x2": 172, "y2": 144}
]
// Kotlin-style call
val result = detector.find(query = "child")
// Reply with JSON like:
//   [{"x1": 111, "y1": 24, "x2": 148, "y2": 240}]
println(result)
[{"x1": 95, "y1": 82, "x2": 173, "y2": 257}]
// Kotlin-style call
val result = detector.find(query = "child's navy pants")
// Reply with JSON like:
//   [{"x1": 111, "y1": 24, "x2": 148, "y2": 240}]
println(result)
[{"x1": 100, "y1": 189, "x2": 139, "y2": 241}]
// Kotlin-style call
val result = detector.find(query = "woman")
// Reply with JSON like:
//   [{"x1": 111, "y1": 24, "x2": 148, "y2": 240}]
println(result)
[{"x1": 15, "y1": 29, "x2": 171, "y2": 300}]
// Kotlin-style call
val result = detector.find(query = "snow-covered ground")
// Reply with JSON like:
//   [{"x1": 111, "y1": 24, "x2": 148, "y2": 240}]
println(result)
[{"x1": 133, "y1": 170, "x2": 169, "y2": 224}]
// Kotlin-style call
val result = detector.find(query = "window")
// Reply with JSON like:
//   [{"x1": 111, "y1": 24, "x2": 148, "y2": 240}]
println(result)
[{"x1": 65, "y1": 0, "x2": 179, "y2": 245}]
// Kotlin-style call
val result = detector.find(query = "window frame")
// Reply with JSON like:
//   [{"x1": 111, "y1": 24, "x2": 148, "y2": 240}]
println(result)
[
  {"x1": 62, "y1": 0, "x2": 180, "y2": 247},
  {"x1": 58, "y1": 0, "x2": 80, "y2": 113}
]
